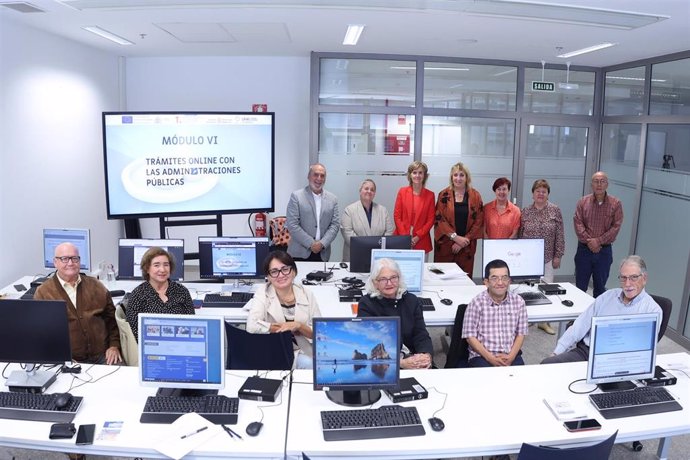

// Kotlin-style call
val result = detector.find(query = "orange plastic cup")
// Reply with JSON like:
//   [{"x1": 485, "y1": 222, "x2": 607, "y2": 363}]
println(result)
[{"x1": 351, "y1": 303, "x2": 359, "y2": 315}]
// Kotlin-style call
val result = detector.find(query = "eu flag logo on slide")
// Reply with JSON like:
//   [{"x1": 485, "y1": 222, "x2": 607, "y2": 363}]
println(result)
[{"x1": 122, "y1": 116, "x2": 133, "y2": 123}]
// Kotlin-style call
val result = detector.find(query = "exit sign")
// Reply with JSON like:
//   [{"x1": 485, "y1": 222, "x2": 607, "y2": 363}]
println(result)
[{"x1": 532, "y1": 81, "x2": 555, "y2": 92}]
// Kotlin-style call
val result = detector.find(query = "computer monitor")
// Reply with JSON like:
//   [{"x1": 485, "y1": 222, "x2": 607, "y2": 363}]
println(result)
[
  {"x1": 198, "y1": 236, "x2": 270, "y2": 281},
  {"x1": 586, "y1": 313, "x2": 659, "y2": 392},
  {"x1": 43, "y1": 228, "x2": 91, "y2": 272},
  {"x1": 349, "y1": 235, "x2": 412, "y2": 273},
  {"x1": 0, "y1": 299, "x2": 71, "y2": 393},
  {"x1": 118, "y1": 238, "x2": 185, "y2": 281},
  {"x1": 482, "y1": 238, "x2": 545, "y2": 282},
  {"x1": 370, "y1": 249, "x2": 425, "y2": 294},
  {"x1": 313, "y1": 317, "x2": 401, "y2": 407},
  {"x1": 138, "y1": 313, "x2": 225, "y2": 397}
]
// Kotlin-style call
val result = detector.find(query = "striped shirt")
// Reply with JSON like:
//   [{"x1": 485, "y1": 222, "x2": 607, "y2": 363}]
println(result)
[{"x1": 462, "y1": 290, "x2": 528, "y2": 360}]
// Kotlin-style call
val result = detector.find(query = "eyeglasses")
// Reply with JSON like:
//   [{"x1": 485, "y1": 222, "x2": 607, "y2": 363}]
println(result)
[
  {"x1": 488, "y1": 275, "x2": 510, "y2": 283},
  {"x1": 55, "y1": 256, "x2": 80, "y2": 264},
  {"x1": 267, "y1": 266, "x2": 293, "y2": 278},
  {"x1": 376, "y1": 275, "x2": 400, "y2": 284},
  {"x1": 618, "y1": 273, "x2": 643, "y2": 283},
  {"x1": 592, "y1": 179, "x2": 608, "y2": 184}
]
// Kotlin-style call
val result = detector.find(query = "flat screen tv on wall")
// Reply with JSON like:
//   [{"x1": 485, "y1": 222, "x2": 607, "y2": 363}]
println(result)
[{"x1": 102, "y1": 111, "x2": 275, "y2": 219}]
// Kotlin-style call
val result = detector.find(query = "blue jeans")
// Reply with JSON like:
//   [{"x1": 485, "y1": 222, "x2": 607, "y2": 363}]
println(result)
[
  {"x1": 574, "y1": 243, "x2": 612, "y2": 298},
  {"x1": 468, "y1": 351, "x2": 524, "y2": 367}
]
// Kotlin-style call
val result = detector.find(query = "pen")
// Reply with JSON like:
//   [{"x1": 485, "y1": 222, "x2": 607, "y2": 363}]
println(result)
[
  {"x1": 223, "y1": 424, "x2": 243, "y2": 440},
  {"x1": 180, "y1": 426, "x2": 208, "y2": 439}
]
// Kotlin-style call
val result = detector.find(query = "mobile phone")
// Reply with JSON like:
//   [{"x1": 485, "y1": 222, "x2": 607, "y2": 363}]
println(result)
[
  {"x1": 75, "y1": 424, "x2": 96, "y2": 445},
  {"x1": 429, "y1": 267, "x2": 444, "y2": 275},
  {"x1": 563, "y1": 418, "x2": 602, "y2": 432},
  {"x1": 14, "y1": 284, "x2": 27, "y2": 292}
]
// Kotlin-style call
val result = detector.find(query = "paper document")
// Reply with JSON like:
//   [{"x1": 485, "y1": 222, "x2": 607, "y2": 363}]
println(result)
[
  {"x1": 543, "y1": 398, "x2": 590, "y2": 421},
  {"x1": 153, "y1": 412, "x2": 223, "y2": 460}
]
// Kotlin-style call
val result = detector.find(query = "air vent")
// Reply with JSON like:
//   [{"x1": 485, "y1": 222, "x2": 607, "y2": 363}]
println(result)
[{"x1": 0, "y1": 2, "x2": 45, "y2": 13}]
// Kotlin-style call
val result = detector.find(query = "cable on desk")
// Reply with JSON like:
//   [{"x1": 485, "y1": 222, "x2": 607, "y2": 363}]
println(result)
[
  {"x1": 68, "y1": 363, "x2": 122, "y2": 391},
  {"x1": 568, "y1": 378, "x2": 597, "y2": 394},
  {"x1": 427, "y1": 386, "x2": 448, "y2": 418}
]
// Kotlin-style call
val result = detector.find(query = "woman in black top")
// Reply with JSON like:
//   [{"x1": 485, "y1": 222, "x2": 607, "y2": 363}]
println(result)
[
  {"x1": 357, "y1": 258, "x2": 433, "y2": 369},
  {"x1": 125, "y1": 247, "x2": 194, "y2": 341}
]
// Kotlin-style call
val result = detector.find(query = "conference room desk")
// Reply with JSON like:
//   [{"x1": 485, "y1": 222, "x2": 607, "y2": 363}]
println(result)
[
  {"x1": 293, "y1": 261, "x2": 475, "y2": 287},
  {"x1": 2, "y1": 277, "x2": 593, "y2": 329},
  {"x1": 0, "y1": 365, "x2": 288, "y2": 459},
  {"x1": 287, "y1": 352, "x2": 690, "y2": 460}
]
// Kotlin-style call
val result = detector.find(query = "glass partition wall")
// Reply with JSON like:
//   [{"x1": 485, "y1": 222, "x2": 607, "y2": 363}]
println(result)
[{"x1": 312, "y1": 52, "x2": 690, "y2": 346}]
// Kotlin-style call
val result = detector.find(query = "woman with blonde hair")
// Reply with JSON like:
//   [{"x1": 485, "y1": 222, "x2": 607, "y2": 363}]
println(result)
[
  {"x1": 393, "y1": 161, "x2": 435, "y2": 255},
  {"x1": 434, "y1": 162, "x2": 484, "y2": 277}
]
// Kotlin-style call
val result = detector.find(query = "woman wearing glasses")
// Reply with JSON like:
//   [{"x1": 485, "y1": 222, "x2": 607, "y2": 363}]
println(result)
[
  {"x1": 357, "y1": 258, "x2": 433, "y2": 369},
  {"x1": 246, "y1": 250, "x2": 321, "y2": 368},
  {"x1": 125, "y1": 247, "x2": 194, "y2": 342}
]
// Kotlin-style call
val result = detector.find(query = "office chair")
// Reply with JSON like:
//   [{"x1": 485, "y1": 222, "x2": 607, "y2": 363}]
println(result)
[
  {"x1": 517, "y1": 430, "x2": 617, "y2": 460},
  {"x1": 631, "y1": 294, "x2": 672, "y2": 453},
  {"x1": 114, "y1": 305, "x2": 139, "y2": 366},
  {"x1": 444, "y1": 303, "x2": 469, "y2": 368},
  {"x1": 225, "y1": 323, "x2": 294, "y2": 370}
]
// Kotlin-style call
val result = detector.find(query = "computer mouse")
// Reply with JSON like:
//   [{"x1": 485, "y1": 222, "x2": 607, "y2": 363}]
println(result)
[
  {"x1": 440, "y1": 298, "x2": 453, "y2": 306},
  {"x1": 245, "y1": 421, "x2": 263, "y2": 437},
  {"x1": 53, "y1": 393, "x2": 72, "y2": 409},
  {"x1": 428, "y1": 417, "x2": 445, "y2": 432},
  {"x1": 339, "y1": 262, "x2": 348, "y2": 269},
  {"x1": 562, "y1": 299, "x2": 574, "y2": 307}
]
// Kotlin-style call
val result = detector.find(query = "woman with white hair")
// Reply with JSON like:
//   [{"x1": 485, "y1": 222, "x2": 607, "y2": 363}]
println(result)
[{"x1": 357, "y1": 258, "x2": 433, "y2": 369}]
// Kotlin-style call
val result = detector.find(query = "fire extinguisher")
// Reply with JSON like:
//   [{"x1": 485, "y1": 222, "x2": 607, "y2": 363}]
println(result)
[{"x1": 254, "y1": 212, "x2": 267, "y2": 237}]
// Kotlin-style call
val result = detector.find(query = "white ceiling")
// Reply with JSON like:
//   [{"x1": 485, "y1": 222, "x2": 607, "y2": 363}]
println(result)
[{"x1": 2, "y1": 0, "x2": 689, "y2": 67}]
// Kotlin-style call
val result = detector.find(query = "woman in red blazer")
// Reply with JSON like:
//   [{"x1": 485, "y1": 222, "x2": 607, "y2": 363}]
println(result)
[
  {"x1": 393, "y1": 161, "x2": 436, "y2": 254},
  {"x1": 434, "y1": 162, "x2": 484, "y2": 277}
]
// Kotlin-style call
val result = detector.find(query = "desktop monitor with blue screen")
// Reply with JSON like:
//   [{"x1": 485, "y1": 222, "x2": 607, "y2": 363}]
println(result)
[
  {"x1": 43, "y1": 228, "x2": 91, "y2": 272},
  {"x1": 0, "y1": 299, "x2": 71, "y2": 393},
  {"x1": 198, "y1": 236, "x2": 270, "y2": 282},
  {"x1": 349, "y1": 235, "x2": 412, "y2": 273},
  {"x1": 587, "y1": 313, "x2": 659, "y2": 392},
  {"x1": 313, "y1": 317, "x2": 400, "y2": 407},
  {"x1": 118, "y1": 238, "x2": 185, "y2": 281},
  {"x1": 370, "y1": 249, "x2": 425, "y2": 293},
  {"x1": 138, "y1": 313, "x2": 225, "y2": 397},
  {"x1": 481, "y1": 238, "x2": 544, "y2": 282}
]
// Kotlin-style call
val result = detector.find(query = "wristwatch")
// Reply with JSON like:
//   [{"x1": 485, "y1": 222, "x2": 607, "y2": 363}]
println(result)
[{"x1": 449, "y1": 232, "x2": 457, "y2": 240}]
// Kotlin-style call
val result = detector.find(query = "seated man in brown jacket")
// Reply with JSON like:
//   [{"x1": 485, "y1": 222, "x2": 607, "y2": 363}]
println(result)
[{"x1": 35, "y1": 242, "x2": 122, "y2": 365}]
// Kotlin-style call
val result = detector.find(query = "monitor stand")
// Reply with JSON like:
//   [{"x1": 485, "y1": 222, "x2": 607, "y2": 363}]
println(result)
[
  {"x1": 156, "y1": 388, "x2": 219, "y2": 398},
  {"x1": 326, "y1": 389, "x2": 381, "y2": 407},
  {"x1": 6, "y1": 366, "x2": 57, "y2": 393},
  {"x1": 224, "y1": 279, "x2": 252, "y2": 293},
  {"x1": 597, "y1": 381, "x2": 637, "y2": 392}
]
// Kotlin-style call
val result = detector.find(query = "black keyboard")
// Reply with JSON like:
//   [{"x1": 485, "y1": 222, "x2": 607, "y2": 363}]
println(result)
[
  {"x1": 320, "y1": 404, "x2": 425, "y2": 441},
  {"x1": 202, "y1": 292, "x2": 254, "y2": 308},
  {"x1": 140, "y1": 395, "x2": 239, "y2": 424},
  {"x1": 418, "y1": 297, "x2": 436, "y2": 311},
  {"x1": 339, "y1": 288, "x2": 363, "y2": 302},
  {"x1": 0, "y1": 391, "x2": 82, "y2": 423},
  {"x1": 589, "y1": 386, "x2": 683, "y2": 419},
  {"x1": 20, "y1": 286, "x2": 37, "y2": 300},
  {"x1": 518, "y1": 291, "x2": 552, "y2": 306}
]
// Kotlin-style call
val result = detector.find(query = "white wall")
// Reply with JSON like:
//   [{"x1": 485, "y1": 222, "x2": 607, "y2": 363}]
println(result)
[
  {"x1": 0, "y1": 15, "x2": 121, "y2": 287},
  {"x1": 124, "y1": 56, "x2": 311, "y2": 257}
]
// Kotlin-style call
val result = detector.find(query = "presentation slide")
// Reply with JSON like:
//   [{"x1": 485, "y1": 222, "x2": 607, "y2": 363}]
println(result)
[{"x1": 103, "y1": 112, "x2": 274, "y2": 219}]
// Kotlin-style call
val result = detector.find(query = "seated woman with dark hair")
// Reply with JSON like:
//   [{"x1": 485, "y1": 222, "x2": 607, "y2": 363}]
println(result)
[
  {"x1": 125, "y1": 247, "x2": 194, "y2": 342},
  {"x1": 246, "y1": 250, "x2": 321, "y2": 369},
  {"x1": 357, "y1": 258, "x2": 433, "y2": 369}
]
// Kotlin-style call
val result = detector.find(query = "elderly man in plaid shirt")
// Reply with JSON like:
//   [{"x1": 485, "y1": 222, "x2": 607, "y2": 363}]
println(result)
[{"x1": 462, "y1": 259, "x2": 528, "y2": 367}]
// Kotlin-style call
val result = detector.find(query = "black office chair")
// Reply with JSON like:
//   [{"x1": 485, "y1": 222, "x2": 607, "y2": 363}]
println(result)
[
  {"x1": 444, "y1": 303, "x2": 469, "y2": 368},
  {"x1": 225, "y1": 323, "x2": 294, "y2": 370},
  {"x1": 517, "y1": 430, "x2": 617, "y2": 460},
  {"x1": 631, "y1": 294, "x2": 672, "y2": 453}
]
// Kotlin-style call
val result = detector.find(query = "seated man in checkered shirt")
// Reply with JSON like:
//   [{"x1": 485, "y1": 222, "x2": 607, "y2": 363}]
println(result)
[{"x1": 461, "y1": 259, "x2": 528, "y2": 367}]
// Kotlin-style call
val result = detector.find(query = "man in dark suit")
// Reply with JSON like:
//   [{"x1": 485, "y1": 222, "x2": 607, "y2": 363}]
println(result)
[{"x1": 286, "y1": 163, "x2": 340, "y2": 261}]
